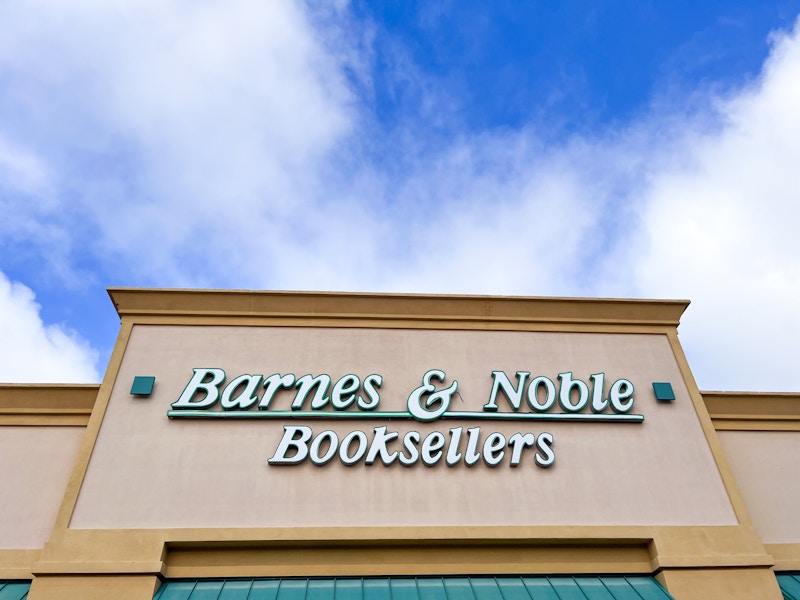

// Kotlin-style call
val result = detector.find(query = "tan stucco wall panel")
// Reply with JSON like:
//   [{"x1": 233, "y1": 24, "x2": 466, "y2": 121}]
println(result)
[
  {"x1": 0, "y1": 427, "x2": 85, "y2": 548},
  {"x1": 70, "y1": 325, "x2": 736, "y2": 530},
  {"x1": 718, "y1": 430, "x2": 800, "y2": 544}
]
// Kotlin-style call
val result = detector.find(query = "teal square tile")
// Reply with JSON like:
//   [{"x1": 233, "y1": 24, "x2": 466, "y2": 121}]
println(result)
[
  {"x1": 652, "y1": 382, "x2": 675, "y2": 401},
  {"x1": 130, "y1": 376, "x2": 155, "y2": 396}
]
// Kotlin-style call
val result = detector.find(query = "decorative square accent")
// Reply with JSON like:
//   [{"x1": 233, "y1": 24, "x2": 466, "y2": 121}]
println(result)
[
  {"x1": 130, "y1": 376, "x2": 156, "y2": 396},
  {"x1": 652, "y1": 382, "x2": 675, "y2": 402}
]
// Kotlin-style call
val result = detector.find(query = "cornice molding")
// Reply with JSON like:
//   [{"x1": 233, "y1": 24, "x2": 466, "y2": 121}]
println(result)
[
  {"x1": 107, "y1": 288, "x2": 689, "y2": 328},
  {"x1": 703, "y1": 392, "x2": 800, "y2": 431},
  {"x1": 0, "y1": 384, "x2": 98, "y2": 425}
]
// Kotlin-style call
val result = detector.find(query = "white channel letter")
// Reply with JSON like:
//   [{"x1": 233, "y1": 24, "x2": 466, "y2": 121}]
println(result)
[
  {"x1": 482, "y1": 432, "x2": 506, "y2": 467},
  {"x1": 220, "y1": 374, "x2": 262, "y2": 409},
  {"x1": 309, "y1": 430, "x2": 339, "y2": 465},
  {"x1": 331, "y1": 374, "x2": 360, "y2": 409},
  {"x1": 292, "y1": 374, "x2": 331, "y2": 410},
  {"x1": 171, "y1": 368, "x2": 226, "y2": 409},
  {"x1": 421, "y1": 431, "x2": 446, "y2": 465},
  {"x1": 484, "y1": 371, "x2": 529, "y2": 411},
  {"x1": 446, "y1": 427, "x2": 463, "y2": 466},
  {"x1": 609, "y1": 379, "x2": 635, "y2": 413},
  {"x1": 407, "y1": 369, "x2": 457, "y2": 421},
  {"x1": 365, "y1": 426, "x2": 399, "y2": 465},
  {"x1": 527, "y1": 376, "x2": 556, "y2": 411},
  {"x1": 259, "y1": 374, "x2": 295, "y2": 409},
  {"x1": 590, "y1": 373, "x2": 608, "y2": 412},
  {"x1": 339, "y1": 430, "x2": 368, "y2": 465},
  {"x1": 558, "y1": 372, "x2": 589, "y2": 412},
  {"x1": 508, "y1": 432, "x2": 536, "y2": 466},
  {"x1": 268, "y1": 426, "x2": 312, "y2": 464},
  {"x1": 358, "y1": 374, "x2": 382, "y2": 410},
  {"x1": 464, "y1": 427, "x2": 482, "y2": 466},
  {"x1": 535, "y1": 433, "x2": 555, "y2": 467},
  {"x1": 399, "y1": 431, "x2": 420, "y2": 466}
]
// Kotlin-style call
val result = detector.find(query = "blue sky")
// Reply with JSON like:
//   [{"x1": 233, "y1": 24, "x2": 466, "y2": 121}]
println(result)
[{"x1": 1, "y1": 1, "x2": 799, "y2": 390}]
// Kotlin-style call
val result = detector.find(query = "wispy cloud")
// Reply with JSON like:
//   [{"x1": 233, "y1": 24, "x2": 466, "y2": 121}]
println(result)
[
  {"x1": 0, "y1": 0, "x2": 360, "y2": 284},
  {"x1": 0, "y1": 3, "x2": 798, "y2": 390},
  {"x1": 632, "y1": 22, "x2": 800, "y2": 390}
]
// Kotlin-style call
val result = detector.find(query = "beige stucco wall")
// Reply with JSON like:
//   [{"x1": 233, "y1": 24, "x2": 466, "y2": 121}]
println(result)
[
  {"x1": 718, "y1": 430, "x2": 800, "y2": 544},
  {"x1": 70, "y1": 325, "x2": 737, "y2": 530},
  {"x1": 0, "y1": 426, "x2": 85, "y2": 548}
]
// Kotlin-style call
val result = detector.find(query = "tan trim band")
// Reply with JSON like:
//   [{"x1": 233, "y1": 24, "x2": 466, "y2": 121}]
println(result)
[
  {"x1": 54, "y1": 323, "x2": 133, "y2": 532},
  {"x1": 32, "y1": 525, "x2": 776, "y2": 579},
  {"x1": 33, "y1": 524, "x2": 773, "y2": 577},
  {"x1": 667, "y1": 335, "x2": 754, "y2": 528},
  {"x1": 703, "y1": 392, "x2": 800, "y2": 431},
  {"x1": 0, "y1": 385, "x2": 97, "y2": 426},
  {"x1": 766, "y1": 543, "x2": 800, "y2": 571},
  {"x1": 108, "y1": 289, "x2": 689, "y2": 328},
  {"x1": 163, "y1": 541, "x2": 652, "y2": 579},
  {"x1": 0, "y1": 549, "x2": 41, "y2": 579}
]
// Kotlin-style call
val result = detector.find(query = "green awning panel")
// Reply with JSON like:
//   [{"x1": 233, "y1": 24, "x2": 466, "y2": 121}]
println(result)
[
  {"x1": 779, "y1": 573, "x2": 800, "y2": 600},
  {"x1": 153, "y1": 577, "x2": 675, "y2": 600},
  {"x1": 0, "y1": 581, "x2": 29, "y2": 600}
]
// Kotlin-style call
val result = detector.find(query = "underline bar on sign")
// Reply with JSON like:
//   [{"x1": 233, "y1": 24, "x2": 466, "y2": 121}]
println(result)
[{"x1": 166, "y1": 410, "x2": 645, "y2": 423}]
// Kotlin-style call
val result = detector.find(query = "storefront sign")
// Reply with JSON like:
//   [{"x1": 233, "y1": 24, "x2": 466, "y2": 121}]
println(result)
[{"x1": 168, "y1": 368, "x2": 642, "y2": 469}]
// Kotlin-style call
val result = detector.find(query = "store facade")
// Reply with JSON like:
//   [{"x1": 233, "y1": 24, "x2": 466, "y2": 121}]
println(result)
[{"x1": 1, "y1": 289, "x2": 798, "y2": 599}]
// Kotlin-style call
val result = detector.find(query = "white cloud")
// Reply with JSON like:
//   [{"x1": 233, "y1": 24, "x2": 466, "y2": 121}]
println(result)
[
  {"x1": 0, "y1": 0, "x2": 363, "y2": 283},
  {"x1": 0, "y1": 272, "x2": 99, "y2": 383},
  {"x1": 0, "y1": 135, "x2": 50, "y2": 196},
  {"x1": 357, "y1": 19, "x2": 800, "y2": 392},
  {"x1": 331, "y1": 17, "x2": 800, "y2": 392},
  {"x1": 0, "y1": 3, "x2": 798, "y2": 391},
  {"x1": 631, "y1": 20, "x2": 800, "y2": 391}
]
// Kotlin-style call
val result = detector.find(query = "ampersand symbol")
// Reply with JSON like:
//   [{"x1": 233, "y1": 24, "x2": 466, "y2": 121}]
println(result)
[{"x1": 407, "y1": 369, "x2": 458, "y2": 422}]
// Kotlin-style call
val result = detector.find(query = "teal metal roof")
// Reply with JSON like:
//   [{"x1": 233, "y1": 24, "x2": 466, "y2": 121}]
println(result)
[
  {"x1": 153, "y1": 576, "x2": 675, "y2": 600},
  {"x1": 779, "y1": 573, "x2": 800, "y2": 600},
  {"x1": 0, "y1": 582, "x2": 29, "y2": 600}
]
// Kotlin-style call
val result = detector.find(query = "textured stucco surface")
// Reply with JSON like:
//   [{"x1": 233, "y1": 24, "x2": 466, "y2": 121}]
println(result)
[
  {"x1": 719, "y1": 430, "x2": 800, "y2": 543},
  {"x1": 71, "y1": 325, "x2": 736, "y2": 529},
  {"x1": 0, "y1": 426, "x2": 84, "y2": 547}
]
